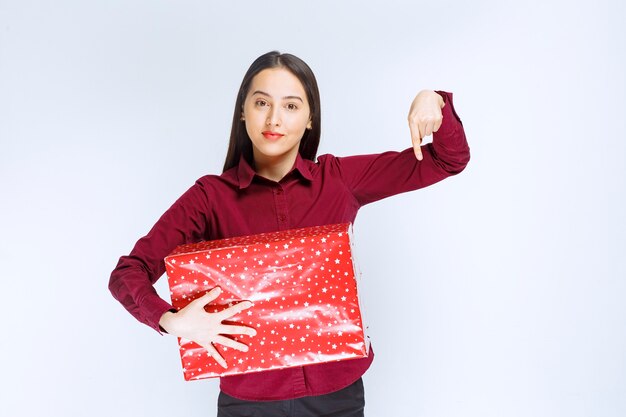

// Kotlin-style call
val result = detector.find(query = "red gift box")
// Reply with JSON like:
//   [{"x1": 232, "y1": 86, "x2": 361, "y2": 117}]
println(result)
[{"x1": 164, "y1": 223, "x2": 369, "y2": 380}]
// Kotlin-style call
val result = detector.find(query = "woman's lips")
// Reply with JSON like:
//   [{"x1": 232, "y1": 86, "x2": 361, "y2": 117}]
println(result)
[{"x1": 262, "y1": 131, "x2": 284, "y2": 140}]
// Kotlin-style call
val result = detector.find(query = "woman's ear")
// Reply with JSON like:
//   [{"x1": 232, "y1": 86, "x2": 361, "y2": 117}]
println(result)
[{"x1": 306, "y1": 120, "x2": 312, "y2": 130}]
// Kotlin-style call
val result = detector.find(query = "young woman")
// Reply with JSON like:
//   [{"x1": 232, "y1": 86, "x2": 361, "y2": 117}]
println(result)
[{"x1": 109, "y1": 51, "x2": 469, "y2": 417}]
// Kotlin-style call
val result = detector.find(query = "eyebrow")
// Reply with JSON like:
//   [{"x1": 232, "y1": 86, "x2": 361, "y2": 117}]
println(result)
[{"x1": 251, "y1": 90, "x2": 304, "y2": 103}]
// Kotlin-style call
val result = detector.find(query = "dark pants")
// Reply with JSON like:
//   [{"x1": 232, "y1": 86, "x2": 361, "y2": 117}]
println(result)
[{"x1": 217, "y1": 378, "x2": 365, "y2": 417}]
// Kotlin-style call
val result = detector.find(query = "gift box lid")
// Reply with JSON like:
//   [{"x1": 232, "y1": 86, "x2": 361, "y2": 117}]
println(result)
[{"x1": 166, "y1": 223, "x2": 353, "y2": 258}]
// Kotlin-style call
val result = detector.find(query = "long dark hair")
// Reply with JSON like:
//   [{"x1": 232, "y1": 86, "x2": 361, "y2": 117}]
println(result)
[{"x1": 222, "y1": 51, "x2": 322, "y2": 172}]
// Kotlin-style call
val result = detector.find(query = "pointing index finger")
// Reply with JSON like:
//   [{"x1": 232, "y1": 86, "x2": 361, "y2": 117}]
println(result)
[{"x1": 410, "y1": 121, "x2": 423, "y2": 161}]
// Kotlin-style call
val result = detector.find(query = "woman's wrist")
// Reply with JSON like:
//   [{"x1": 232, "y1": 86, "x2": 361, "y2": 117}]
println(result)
[{"x1": 159, "y1": 310, "x2": 179, "y2": 334}]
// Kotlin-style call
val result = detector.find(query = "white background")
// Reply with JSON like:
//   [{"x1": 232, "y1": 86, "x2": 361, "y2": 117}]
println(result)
[{"x1": 1, "y1": 1, "x2": 625, "y2": 416}]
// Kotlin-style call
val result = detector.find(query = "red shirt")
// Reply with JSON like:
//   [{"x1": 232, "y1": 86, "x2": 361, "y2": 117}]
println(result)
[{"x1": 109, "y1": 90, "x2": 469, "y2": 401}]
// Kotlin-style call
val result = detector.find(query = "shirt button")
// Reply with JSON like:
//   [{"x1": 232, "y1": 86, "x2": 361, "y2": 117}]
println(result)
[
  {"x1": 275, "y1": 189, "x2": 283, "y2": 195},
  {"x1": 278, "y1": 214, "x2": 287, "y2": 222}
]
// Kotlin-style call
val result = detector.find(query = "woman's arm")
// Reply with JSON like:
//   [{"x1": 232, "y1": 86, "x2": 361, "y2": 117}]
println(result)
[
  {"x1": 329, "y1": 90, "x2": 469, "y2": 206},
  {"x1": 109, "y1": 179, "x2": 257, "y2": 367},
  {"x1": 108, "y1": 180, "x2": 212, "y2": 333}
]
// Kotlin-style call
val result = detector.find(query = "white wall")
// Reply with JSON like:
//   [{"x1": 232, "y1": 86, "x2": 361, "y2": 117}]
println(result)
[{"x1": 1, "y1": 1, "x2": 624, "y2": 416}]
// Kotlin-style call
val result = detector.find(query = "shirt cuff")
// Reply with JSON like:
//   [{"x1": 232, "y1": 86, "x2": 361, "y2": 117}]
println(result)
[
  {"x1": 140, "y1": 293, "x2": 176, "y2": 335},
  {"x1": 434, "y1": 90, "x2": 463, "y2": 139}
]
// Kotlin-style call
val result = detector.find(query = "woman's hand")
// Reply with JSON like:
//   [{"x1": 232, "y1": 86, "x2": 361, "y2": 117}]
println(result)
[
  {"x1": 159, "y1": 287, "x2": 256, "y2": 368},
  {"x1": 408, "y1": 90, "x2": 445, "y2": 161}
]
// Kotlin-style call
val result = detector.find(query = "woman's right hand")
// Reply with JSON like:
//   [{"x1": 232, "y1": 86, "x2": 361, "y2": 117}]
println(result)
[{"x1": 158, "y1": 287, "x2": 256, "y2": 368}]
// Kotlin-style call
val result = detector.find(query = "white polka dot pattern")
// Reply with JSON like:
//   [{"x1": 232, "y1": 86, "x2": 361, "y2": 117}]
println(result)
[{"x1": 164, "y1": 223, "x2": 369, "y2": 381}]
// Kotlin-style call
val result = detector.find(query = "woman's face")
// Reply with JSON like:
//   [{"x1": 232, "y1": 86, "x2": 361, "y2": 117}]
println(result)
[{"x1": 242, "y1": 67, "x2": 312, "y2": 168}]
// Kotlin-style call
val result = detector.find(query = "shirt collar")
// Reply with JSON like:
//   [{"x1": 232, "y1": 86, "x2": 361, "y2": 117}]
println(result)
[{"x1": 237, "y1": 153, "x2": 314, "y2": 189}]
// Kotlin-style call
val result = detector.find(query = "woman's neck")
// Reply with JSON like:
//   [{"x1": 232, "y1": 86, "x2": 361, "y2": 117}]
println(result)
[{"x1": 252, "y1": 151, "x2": 298, "y2": 182}]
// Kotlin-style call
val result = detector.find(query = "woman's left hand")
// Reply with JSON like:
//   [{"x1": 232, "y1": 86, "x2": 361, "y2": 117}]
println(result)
[{"x1": 408, "y1": 90, "x2": 445, "y2": 161}]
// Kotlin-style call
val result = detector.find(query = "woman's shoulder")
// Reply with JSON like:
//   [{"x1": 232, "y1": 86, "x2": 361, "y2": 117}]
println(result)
[{"x1": 194, "y1": 171, "x2": 239, "y2": 189}]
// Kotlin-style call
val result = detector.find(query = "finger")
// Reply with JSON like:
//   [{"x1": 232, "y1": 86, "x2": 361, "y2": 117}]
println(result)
[
  {"x1": 409, "y1": 117, "x2": 423, "y2": 141},
  {"x1": 218, "y1": 300, "x2": 253, "y2": 319},
  {"x1": 410, "y1": 127, "x2": 423, "y2": 161},
  {"x1": 408, "y1": 117, "x2": 423, "y2": 160},
  {"x1": 412, "y1": 141, "x2": 423, "y2": 161},
  {"x1": 213, "y1": 335, "x2": 250, "y2": 352},
  {"x1": 204, "y1": 343, "x2": 228, "y2": 369},
  {"x1": 422, "y1": 119, "x2": 435, "y2": 138},
  {"x1": 408, "y1": 117, "x2": 419, "y2": 144},
  {"x1": 219, "y1": 324, "x2": 257, "y2": 337},
  {"x1": 433, "y1": 116, "x2": 443, "y2": 133},
  {"x1": 190, "y1": 287, "x2": 221, "y2": 309}
]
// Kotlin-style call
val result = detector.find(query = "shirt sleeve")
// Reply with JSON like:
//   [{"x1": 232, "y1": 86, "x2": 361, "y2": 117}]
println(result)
[
  {"x1": 333, "y1": 90, "x2": 470, "y2": 206},
  {"x1": 108, "y1": 179, "x2": 212, "y2": 333}
]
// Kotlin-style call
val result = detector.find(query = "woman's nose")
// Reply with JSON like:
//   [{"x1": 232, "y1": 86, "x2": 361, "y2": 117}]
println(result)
[{"x1": 266, "y1": 108, "x2": 281, "y2": 127}]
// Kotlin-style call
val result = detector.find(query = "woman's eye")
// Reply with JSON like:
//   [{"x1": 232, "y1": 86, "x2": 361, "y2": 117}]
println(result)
[
  {"x1": 286, "y1": 103, "x2": 298, "y2": 111},
  {"x1": 255, "y1": 100, "x2": 268, "y2": 107}
]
